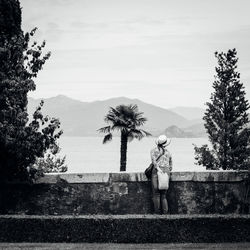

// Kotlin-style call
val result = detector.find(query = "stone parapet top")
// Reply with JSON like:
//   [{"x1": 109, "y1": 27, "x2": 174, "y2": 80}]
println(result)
[
  {"x1": 1, "y1": 214, "x2": 250, "y2": 219},
  {"x1": 35, "y1": 171, "x2": 250, "y2": 184}
]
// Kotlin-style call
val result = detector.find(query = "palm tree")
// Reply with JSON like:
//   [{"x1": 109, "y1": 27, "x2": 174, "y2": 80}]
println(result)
[{"x1": 98, "y1": 104, "x2": 151, "y2": 171}]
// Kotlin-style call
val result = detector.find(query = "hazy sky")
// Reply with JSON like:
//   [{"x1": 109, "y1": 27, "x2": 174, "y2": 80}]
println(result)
[{"x1": 20, "y1": 0, "x2": 250, "y2": 108}]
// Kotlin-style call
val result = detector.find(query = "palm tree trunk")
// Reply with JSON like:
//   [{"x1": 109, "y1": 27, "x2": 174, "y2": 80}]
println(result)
[{"x1": 120, "y1": 132, "x2": 128, "y2": 171}]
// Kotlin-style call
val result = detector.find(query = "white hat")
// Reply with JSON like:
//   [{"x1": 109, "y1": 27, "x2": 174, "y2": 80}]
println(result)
[{"x1": 155, "y1": 135, "x2": 171, "y2": 147}]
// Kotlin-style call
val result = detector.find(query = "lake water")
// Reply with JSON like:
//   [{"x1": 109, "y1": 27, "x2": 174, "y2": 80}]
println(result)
[{"x1": 59, "y1": 136, "x2": 209, "y2": 173}]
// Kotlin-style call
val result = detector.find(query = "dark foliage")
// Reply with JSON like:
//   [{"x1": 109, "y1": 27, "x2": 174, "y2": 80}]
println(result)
[
  {"x1": 0, "y1": 215, "x2": 249, "y2": 243},
  {"x1": 0, "y1": 0, "x2": 66, "y2": 182},
  {"x1": 194, "y1": 49, "x2": 250, "y2": 170},
  {"x1": 0, "y1": 0, "x2": 21, "y2": 39}
]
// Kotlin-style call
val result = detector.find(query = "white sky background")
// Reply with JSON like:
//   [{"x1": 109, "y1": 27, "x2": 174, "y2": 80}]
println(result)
[{"x1": 20, "y1": 0, "x2": 250, "y2": 108}]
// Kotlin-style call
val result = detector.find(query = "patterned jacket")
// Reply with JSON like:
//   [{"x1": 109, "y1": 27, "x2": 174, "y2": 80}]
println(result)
[{"x1": 150, "y1": 146, "x2": 173, "y2": 174}]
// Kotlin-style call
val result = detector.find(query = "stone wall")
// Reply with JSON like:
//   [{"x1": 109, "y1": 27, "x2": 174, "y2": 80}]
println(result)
[{"x1": 0, "y1": 171, "x2": 249, "y2": 215}]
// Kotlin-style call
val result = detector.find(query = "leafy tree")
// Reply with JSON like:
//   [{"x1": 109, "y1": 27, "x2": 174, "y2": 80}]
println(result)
[
  {"x1": 98, "y1": 104, "x2": 151, "y2": 171},
  {"x1": 194, "y1": 49, "x2": 250, "y2": 170},
  {"x1": 0, "y1": 0, "x2": 66, "y2": 182},
  {"x1": 32, "y1": 144, "x2": 67, "y2": 180}
]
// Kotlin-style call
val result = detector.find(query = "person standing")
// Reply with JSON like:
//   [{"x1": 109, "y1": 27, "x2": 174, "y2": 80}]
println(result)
[{"x1": 150, "y1": 135, "x2": 172, "y2": 214}]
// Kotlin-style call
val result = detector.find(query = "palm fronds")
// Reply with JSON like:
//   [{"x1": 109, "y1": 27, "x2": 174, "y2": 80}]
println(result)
[
  {"x1": 129, "y1": 128, "x2": 151, "y2": 141},
  {"x1": 103, "y1": 133, "x2": 113, "y2": 144},
  {"x1": 97, "y1": 125, "x2": 111, "y2": 134},
  {"x1": 98, "y1": 103, "x2": 151, "y2": 143}
]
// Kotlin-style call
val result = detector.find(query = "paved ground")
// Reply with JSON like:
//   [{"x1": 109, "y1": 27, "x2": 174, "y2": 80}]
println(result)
[{"x1": 0, "y1": 243, "x2": 249, "y2": 250}]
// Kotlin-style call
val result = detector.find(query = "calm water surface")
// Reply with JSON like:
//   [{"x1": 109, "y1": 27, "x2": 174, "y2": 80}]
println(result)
[{"x1": 59, "y1": 137, "x2": 209, "y2": 173}]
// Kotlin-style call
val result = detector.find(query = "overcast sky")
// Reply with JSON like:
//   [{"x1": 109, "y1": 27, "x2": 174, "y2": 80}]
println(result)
[{"x1": 20, "y1": 0, "x2": 250, "y2": 108}]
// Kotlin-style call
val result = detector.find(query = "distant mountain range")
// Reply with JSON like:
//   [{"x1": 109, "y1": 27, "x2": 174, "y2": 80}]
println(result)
[{"x1": 27, "y1": 95, "x2": 206, "y2": 137}]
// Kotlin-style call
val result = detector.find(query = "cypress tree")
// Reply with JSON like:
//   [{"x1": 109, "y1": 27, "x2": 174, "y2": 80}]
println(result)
[{"x1": 194, "y1": 49, "x2": 250, "y2": 170}]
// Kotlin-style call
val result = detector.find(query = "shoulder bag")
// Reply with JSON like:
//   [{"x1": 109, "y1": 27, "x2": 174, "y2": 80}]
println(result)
[
  {"x1": 144, "y1": 149, "x2": 164, "y2": 179},
  {"x1": 157, "y1": 170, "x2": 169, "y2": 190}
]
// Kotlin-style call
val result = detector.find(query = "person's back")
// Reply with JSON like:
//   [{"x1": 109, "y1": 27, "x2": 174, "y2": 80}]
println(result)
[{"x1": 150, "y1": 146, "x2": 172, "y2": 174}]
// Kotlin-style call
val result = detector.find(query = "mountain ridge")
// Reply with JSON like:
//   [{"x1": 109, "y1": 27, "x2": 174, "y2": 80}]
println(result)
[{"x1": 27, "y1": 95, "x2": 205, "y2": 137}]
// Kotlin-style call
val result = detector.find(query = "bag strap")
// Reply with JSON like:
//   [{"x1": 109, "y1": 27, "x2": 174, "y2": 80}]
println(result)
[{"x1": 155, "y1": 148, "x2": 165, "y2": 162}]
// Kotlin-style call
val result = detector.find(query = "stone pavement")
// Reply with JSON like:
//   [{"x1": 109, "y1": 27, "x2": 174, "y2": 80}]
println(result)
[{"x1": 0, "y1": 243, "x2": 250, "y2": 250}]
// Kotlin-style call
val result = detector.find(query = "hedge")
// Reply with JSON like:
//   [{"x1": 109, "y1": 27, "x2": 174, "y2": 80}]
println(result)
[{"x1": 0, "y1": 214, "x2": 249, "y2": 243}]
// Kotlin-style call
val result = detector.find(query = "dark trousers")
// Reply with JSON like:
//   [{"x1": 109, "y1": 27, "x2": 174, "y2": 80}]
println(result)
[{"x1": 151, "y1": 171, "x2": 168, "y2": 214}]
